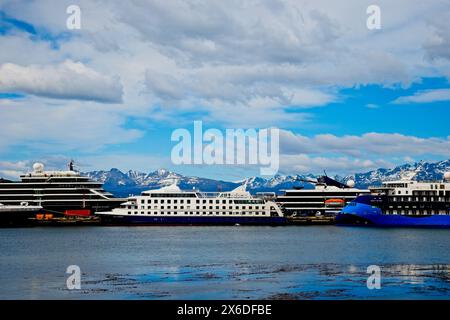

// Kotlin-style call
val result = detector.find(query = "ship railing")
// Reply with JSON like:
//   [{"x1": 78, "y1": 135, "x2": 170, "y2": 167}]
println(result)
[
  {"x1": 196, "y1": 192, "x2": 220, "y2": 198},
  {"x1": 256, "y1": 192, "x2": 277, "y2": 201},
  {"x1": 196, "y1": 192, "x2": 250, "y2": 199},
  {"x1": 376, "y1": 180, "x2": 448, "y2": 186}
]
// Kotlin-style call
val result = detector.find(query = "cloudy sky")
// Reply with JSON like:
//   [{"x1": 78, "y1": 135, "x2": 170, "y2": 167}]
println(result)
[{"x1": 0, "y1": 0, "x2": 449, "y2": 180}]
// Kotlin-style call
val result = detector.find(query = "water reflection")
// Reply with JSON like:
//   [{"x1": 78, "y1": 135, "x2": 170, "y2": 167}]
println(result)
[
  {"x1": 73, "y1": 263, "x2": 450, "y2": 299},
  {"x1": 1, "y1": 226, "x2": 449, "y2": 299}
]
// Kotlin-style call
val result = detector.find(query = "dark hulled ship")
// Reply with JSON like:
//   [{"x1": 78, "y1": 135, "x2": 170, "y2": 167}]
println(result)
[
  {"x1": 0, "y1": 162, "x2": 125, "y2": 216},
  {"x1": 276, "y1": 175, "x2": 369, "y2": 216},
  {"x1": 337, "y1": 171, "x2": 450, "y2": 227}
]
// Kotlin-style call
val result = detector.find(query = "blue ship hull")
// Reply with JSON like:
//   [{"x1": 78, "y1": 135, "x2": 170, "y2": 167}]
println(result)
[
  {"x1": 337, "y1": 202, "x2": 450, "y2": 228},
  {"x1": 99, "y1": 214, "x2": 287, "y2": 226}
]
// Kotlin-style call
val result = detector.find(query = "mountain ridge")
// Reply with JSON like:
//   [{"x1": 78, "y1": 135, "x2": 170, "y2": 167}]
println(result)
[{"x1": 83, "y1": 159, "x2": 450, "y2": 197}]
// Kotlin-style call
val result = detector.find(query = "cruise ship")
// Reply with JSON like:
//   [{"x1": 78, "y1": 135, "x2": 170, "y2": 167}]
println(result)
[
  {"x1": 96, "y1": 184, "x2": 286, "y2": 225},
  {"x1": 0, "y1": 202, "x2": 42, "y2": 226},
  {"x1": 336, "y1": 171, "x2": 450, "y2": 227},
  {"x1": 276, "y1": 175, "x2": 369, "y2": 216},
  {"x1": 0, "y1": 162, "x2": 124, "y2": 216}
]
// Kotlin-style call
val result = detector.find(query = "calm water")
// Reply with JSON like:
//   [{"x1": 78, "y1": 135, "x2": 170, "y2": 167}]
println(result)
[{"x1": 0, "y1": 226, "x2": 449, "y2": 299}]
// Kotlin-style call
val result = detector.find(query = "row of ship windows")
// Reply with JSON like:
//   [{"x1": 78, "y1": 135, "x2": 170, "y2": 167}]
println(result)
[
  {"x1": 130, "y1": 205, "x2": 264, "y2": 210},
  {"x1": 391, "y1": 197, "x2": 449, "y2": 202},
  {"x1": 127, "y1": 211, "x2": 267, "y2": 215},
  {"x1": 139, "y1": 199, "x2": 263, "y2": 205},
  {"x1": 385, "y1": 210, "x2": 450, "y2": 215},
  {"x1": 387, "y1": 185, "x2": 446, "y2": 190},
  {"x1": 393, "y1": 190, "x2": 448, "y2": 195}
]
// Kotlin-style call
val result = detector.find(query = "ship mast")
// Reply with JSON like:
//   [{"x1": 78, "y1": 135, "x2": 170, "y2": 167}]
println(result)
[{"x1": 68, "y1": 160, "x2": 74, "y2": 171}]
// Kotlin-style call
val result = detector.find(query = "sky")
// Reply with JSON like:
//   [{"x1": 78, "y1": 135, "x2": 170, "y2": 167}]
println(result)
[{"x1": 0, "y1": 0, "x2": 449, "y2": 180}]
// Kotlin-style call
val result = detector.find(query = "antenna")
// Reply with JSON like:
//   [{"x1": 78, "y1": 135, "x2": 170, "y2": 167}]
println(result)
[{"x1": 68, "y1": 159, "x2": 75, "y2": 171}]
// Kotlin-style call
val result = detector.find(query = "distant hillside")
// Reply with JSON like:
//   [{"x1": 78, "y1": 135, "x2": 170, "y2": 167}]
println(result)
[
  {"x1": 85, "y1": 168, "x2": 239, "y2": 197},
  {"x1": 84, "y1": 159, "x2": 450, "y2": 197}
]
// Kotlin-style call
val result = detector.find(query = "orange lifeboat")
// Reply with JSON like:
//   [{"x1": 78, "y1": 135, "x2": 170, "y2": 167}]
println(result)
[{"x1": 324, "y1": 198, "x2": 346, "y2": 207}]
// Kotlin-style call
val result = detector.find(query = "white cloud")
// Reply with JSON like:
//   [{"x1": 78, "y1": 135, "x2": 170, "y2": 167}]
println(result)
[
  {"x1": 280, "y1": 154, "x2": 393, "y2": 175},
  {"x1": 0, "y1": 34, "x2": 61, "y2": 65},
  {"x1": 0, "y1": 97, "x2": 142, "y2": 152},
  {"x1": 280, "y1": 131, "x2": 450, "y2": 158},
  {"x1": 1, "y1": 128, "x2": 449, "y2": 178},
  {"x1": 2, "y1": 0, "x2": 448, "y2": 127},
  {"x1": 276, "y1": 130, "x2": 450, "y2": 174},
  {"x1": 0, "y1": 0, "x2": 449, "y2": 175},
  {"x1": 287, "y1": 88, "x2": 336, "y2": 107},
  {"x1": 0, "y1": 155, "x2": 169, "y2": 179},
  {"x1": 0, "y1": 60, "x2": 123, "y2": 103},
  {"x1": 0, "y1": 160, "x2": 30, "y2": 179},
  {"x1": 392, "y1": 88, "x2": 450, "y2": 104},
  {"x1": 424, "y1": 9, "x2": 450, "y2": 62}
]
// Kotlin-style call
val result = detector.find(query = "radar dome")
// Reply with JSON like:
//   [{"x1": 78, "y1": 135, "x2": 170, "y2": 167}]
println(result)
[
  {"x1": 346, "y1": 179, "x2": 355, "y2": 188},
  {"x1": 32, "y1": 162, "x2": 44, "y2": 172},
  {"x1": 444, "y1": 172, "x2": 450, "y2": 181}
]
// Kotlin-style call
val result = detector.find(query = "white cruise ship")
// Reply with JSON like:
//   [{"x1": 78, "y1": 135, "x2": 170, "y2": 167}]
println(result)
[{"x1": 96, "y1": 184, "x2": 286, "y2": 225}]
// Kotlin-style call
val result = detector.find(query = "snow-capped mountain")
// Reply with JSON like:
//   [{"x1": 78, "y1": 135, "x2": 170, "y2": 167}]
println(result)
[
  {"x1": 85, "y1": 168, "x2": 239, "y2": 197},
  {"x1": 351, "y1": 159, "x2": 450, "y2": 188},
  {"x1": 239, "y1": 174, "x2": 317, "y2": 193},
  {"x1": 84, "y1": 159, "x2": 450, "y2": 197}
]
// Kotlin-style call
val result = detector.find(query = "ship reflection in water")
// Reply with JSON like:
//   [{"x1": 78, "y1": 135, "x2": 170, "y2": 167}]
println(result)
[{"x1": 0, "y1": 226, "x2": 449, "y2": 299}]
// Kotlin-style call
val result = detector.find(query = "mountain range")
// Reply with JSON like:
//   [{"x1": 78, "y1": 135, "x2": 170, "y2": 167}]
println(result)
[{"x1": 84, "y1": 159, "x2": 450, "y2": 197}]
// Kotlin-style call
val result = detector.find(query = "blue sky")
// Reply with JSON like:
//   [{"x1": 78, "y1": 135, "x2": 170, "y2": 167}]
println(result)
[
  {"x1": 307, "y1": 78, "x2": 450, "y2": 137},
  {"x1": 0, "y1": 1, "x2": 449, "y2": 180}
]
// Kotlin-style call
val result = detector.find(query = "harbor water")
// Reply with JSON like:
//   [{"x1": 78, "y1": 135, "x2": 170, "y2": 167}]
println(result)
[{"x1": 0, "y1": 226, "x2": 449, "y2": 299}]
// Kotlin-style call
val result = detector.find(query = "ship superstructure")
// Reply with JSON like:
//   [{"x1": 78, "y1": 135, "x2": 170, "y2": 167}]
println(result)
[
  {"x1": 96, "y1": 183, "x2": 286, "y2": 225},
  {"x1": 0, "y1": 162, "x2": 124, "y2": 215},
  {"x1": 337, "y1": 171, "x2": 450, "y2": 227},
  {"x1": 276, "y1": 175, "x2": 369, "y2": 216}
]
